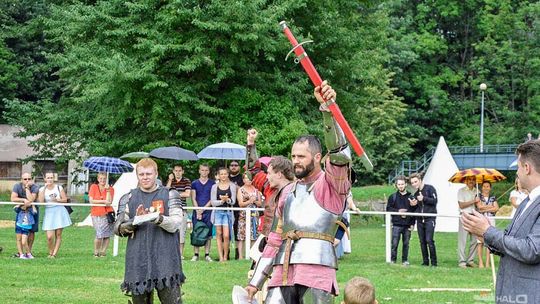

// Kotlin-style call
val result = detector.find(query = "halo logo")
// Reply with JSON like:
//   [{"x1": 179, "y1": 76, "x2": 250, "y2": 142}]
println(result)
[{"x1": 496, "y1": 295, "x2": 528, "y2": 303}]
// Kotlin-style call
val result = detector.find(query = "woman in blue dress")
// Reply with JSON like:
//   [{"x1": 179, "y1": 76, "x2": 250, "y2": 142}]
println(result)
[{"x1": 39, "y1": 172, "x2": 72, "y2": 258}]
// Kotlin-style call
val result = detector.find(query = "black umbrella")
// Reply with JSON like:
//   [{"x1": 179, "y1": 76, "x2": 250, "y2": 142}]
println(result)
[{"x1": 149, "y1": 146, "x2": 198, "y2": 161}]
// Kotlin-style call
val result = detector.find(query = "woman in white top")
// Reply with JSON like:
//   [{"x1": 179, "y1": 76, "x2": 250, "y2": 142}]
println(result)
[
  {"x1": 510, "y1": 176, "x2": 528, "y2": 218},
  {"x1": 39, "y1": 172, "x2": 72, "y2": 258}
]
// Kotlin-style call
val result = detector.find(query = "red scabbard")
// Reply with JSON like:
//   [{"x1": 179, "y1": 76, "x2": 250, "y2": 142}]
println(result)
[{"x1": 279, "y1": 21, "x2": 373, "y2": 171}]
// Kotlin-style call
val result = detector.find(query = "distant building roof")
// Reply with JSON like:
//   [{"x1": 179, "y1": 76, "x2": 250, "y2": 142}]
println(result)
[{"x1": 0, "y1": 125, "x2": 36, "y2": 162}]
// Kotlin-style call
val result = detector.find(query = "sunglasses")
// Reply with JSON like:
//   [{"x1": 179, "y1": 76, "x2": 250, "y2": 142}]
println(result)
[
  {"x1": 230, "y1": 164, "x2": 239, "y2": 167},
  {"x1": 22, "y1": 178, "x2": 32, "y2": 181}
]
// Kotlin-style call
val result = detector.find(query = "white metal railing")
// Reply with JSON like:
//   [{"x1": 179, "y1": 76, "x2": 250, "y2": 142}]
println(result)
[{"x1": 0, "y1": 201, "x2": 512, "y2": 261}]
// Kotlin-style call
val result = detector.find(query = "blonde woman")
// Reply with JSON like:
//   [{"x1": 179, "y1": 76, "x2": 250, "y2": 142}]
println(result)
[
  {"x1": 510, "y1": 176, "x2": 528, "y2": 218},
  {"x1": 39, "y1": 172, "x2": 72, "y2": 258},
  {"x1": 89, "y1": 172, "x2": 115, "y2": 257}
]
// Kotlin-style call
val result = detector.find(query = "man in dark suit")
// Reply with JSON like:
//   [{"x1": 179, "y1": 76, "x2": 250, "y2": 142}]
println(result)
[{"x1": 463, "y1": 139, "x2": 540, "y2": 304}]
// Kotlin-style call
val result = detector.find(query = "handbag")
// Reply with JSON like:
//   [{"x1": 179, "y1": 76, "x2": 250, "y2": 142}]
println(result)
[
  {"x1": 106, "y1": 211, "x2": 116, "y2": 224},
  {"x1": 65, "y1": 198, "x2": 74, "y2": 214},
  {"x1": 56, "y1": 186, "x2": 74, "y2": 214}
]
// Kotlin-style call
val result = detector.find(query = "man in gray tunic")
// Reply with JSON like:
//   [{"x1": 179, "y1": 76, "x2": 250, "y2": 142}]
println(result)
[{"x1": 115, "y1": 158, "x2": 185, "y2": 304}]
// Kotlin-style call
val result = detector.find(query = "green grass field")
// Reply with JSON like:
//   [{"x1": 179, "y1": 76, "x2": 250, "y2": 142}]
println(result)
[{"x1": 0, "y1": 212, "x2": 506, "y2": 304}]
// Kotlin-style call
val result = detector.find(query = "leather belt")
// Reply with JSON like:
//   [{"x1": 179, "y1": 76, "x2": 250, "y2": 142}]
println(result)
[{"x1": 280, "y1": 230, "x2": 334, "y2": 285}]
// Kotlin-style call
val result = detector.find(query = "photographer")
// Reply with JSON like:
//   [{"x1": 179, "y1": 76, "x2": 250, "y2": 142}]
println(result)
[{"x1": 386, "y1": 176, "x2": 416, "y2": 266}]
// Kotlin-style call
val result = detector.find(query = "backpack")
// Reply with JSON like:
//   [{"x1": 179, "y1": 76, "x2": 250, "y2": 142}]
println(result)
[{"x1": 190, "y1": 221, "x2": 210, "y2": 247}]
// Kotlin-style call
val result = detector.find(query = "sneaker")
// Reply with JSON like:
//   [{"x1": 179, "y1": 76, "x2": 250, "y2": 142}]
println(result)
[
  {"x1": 26, "y1": 253, "x2": 34, "y2": 259},
  {"x1": 402, "y1": 261, "x2": 410, "y2": 266},
  {"x1": 205, "y1": 255, "x2": 213, "y2": 262},
  {"x1": 181, "y1": 255, "x2": 185, "y2": 260},
  {"x1": 11, "y1": 253, "x2": 20, "y2": 258},
  {"x1": 467, "y1": 262, "x2": 478, "y2": 268},
  {"x1": 458, "y1": 262, "x2": 467, "y2": 268},
  {"x1": 389, "y1": 260, "x2": 396, "y2": 264},
  {"x1": 191, "y1": 255, "x2": 199, "y2": 262},
  {"x1": 19, "y1": 254, "x2": 28, "y2": 260}
]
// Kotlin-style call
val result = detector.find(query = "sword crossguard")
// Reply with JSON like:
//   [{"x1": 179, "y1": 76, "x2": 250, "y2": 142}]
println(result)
[{"x1": 285, "y1": 40, "x2": 314, "y2": 63}]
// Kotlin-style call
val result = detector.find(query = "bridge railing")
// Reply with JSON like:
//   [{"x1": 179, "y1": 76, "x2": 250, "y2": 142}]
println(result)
[
  {"x1": 388, "y1": 144, "x2": 519, "y2": 184},
  {"x1": 449, "y1": 144, "x2": 518, "y2": 154}
]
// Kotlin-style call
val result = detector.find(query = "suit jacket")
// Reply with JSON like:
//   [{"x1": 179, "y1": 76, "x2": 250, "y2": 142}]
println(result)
[{"x1": 484, "y1": 196, "x2": 540, "y2": 304}]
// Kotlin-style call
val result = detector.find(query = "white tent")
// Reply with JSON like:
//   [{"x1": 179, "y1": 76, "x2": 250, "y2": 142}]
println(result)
[
  {"x1": 77, "y1": 164, "x2": 138, "y2": 226},
  {"x1": 423, "y1": 137, "x2": 463, "y2": 232}
]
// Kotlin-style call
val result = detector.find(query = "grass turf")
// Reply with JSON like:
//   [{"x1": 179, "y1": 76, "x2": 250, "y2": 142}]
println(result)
[{"x1": 0, "y1": 215, "x2": 506, "y2": 304}]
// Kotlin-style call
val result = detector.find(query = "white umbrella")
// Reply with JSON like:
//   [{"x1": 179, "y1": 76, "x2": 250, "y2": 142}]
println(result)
[{"x1": 197, "y1": 142, "x2": 246, "y2": 160}]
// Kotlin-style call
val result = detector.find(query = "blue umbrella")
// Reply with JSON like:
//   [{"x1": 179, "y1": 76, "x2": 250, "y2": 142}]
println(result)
[
  {"x1": 149, "y1": 146, "x2": 198, "y2": 161},
  {"x1": 83, "y1": 156, "x2": 134, "y2": 173},
  {"x1": 197, "y1": 142, "x2": 246, "y2": 160}
]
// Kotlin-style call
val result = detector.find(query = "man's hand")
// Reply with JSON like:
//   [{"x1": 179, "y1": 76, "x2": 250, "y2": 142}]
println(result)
[
  {"x1": 119, "y1": 220, "x2": 136, "y2": 235},
  {"x1": 245, "y1": 285, "x2": 258, "y2": 302},
  {"x1": 168, "y1": 173, "x2": 174, "y2": 181},
  {"x1": 408, "y1": 198, "x2": 418, "y2": 206},
  {"x1": 417, "y1": 192, "x2": 424, "y2": 202},
  {"x1": 314, "y1": 80, "x2": 336, "y2": 106},
  {"x1": 23, "y1": 199, "x2": 31, "y2": 207},
  {"x1": 247, "y1": 128, "x2": 258, "y2": 145},
  {"x1": 398, "y1": 208, "x2": 407, "y2": 213},
  {"x1": 462, "y1": 209, "x2": 491, "y2": 237}
]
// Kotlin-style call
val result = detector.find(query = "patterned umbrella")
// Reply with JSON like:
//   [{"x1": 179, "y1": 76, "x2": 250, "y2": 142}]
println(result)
[
  {"x1": 448, "y1": 168, "x2": 506, "y2": 184},
  {"x1": 83, "y1": 156, "x2": 134, "y2": 174}
]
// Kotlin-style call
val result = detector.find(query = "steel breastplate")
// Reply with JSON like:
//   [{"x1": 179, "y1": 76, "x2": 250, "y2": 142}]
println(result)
[{"x1": 274, "y1": 182, "x2": 340, "y2": 269}]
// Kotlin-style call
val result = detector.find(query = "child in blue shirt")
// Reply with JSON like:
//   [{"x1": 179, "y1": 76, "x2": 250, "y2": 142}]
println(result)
[{"x1": 14, "y1": 204, "x2": 37, "y2": 259}]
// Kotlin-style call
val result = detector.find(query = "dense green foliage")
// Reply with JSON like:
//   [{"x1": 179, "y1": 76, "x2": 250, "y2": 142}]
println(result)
[{"x1": 1, "y1": 0, "x2": 538, "y2": 183}]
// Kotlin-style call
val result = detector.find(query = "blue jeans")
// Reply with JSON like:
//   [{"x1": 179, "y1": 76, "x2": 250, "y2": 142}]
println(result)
[
  {"x1": 214, "y1": 210, "x2": 233, "y2": 226},
  {"x1": 391, "y1": 225, "x2": 411, "y2": 263}
]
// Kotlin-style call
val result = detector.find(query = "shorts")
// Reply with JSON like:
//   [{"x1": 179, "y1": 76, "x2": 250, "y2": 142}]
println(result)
[
  {"x1": 214, "y1": 210, "x2": 233, "y2": 226},
  {"x1": 15, "y1": 226, "x2": 30, "y2": 235},
  {"x1": 179, "y1": 210, "x2": 187, "y2": 243}
]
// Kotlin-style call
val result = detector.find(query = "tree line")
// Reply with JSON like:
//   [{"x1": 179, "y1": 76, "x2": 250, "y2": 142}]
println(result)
[{"x1": 1, "y1": 0, "x2": 538, "y2": 184}]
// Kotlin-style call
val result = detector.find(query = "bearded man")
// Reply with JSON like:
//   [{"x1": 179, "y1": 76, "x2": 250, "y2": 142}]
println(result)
[{"x1": 246, "y1": 80, "x2": 353, "y2": 303}]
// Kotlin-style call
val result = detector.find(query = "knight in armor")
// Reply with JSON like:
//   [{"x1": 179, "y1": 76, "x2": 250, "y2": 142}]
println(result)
[
  {"x1": 246, "y1": 81, "x2": 353, "y2": 303},
  {"x1": 114, "y1": 158, "x2": 186, "y2": 304}
]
